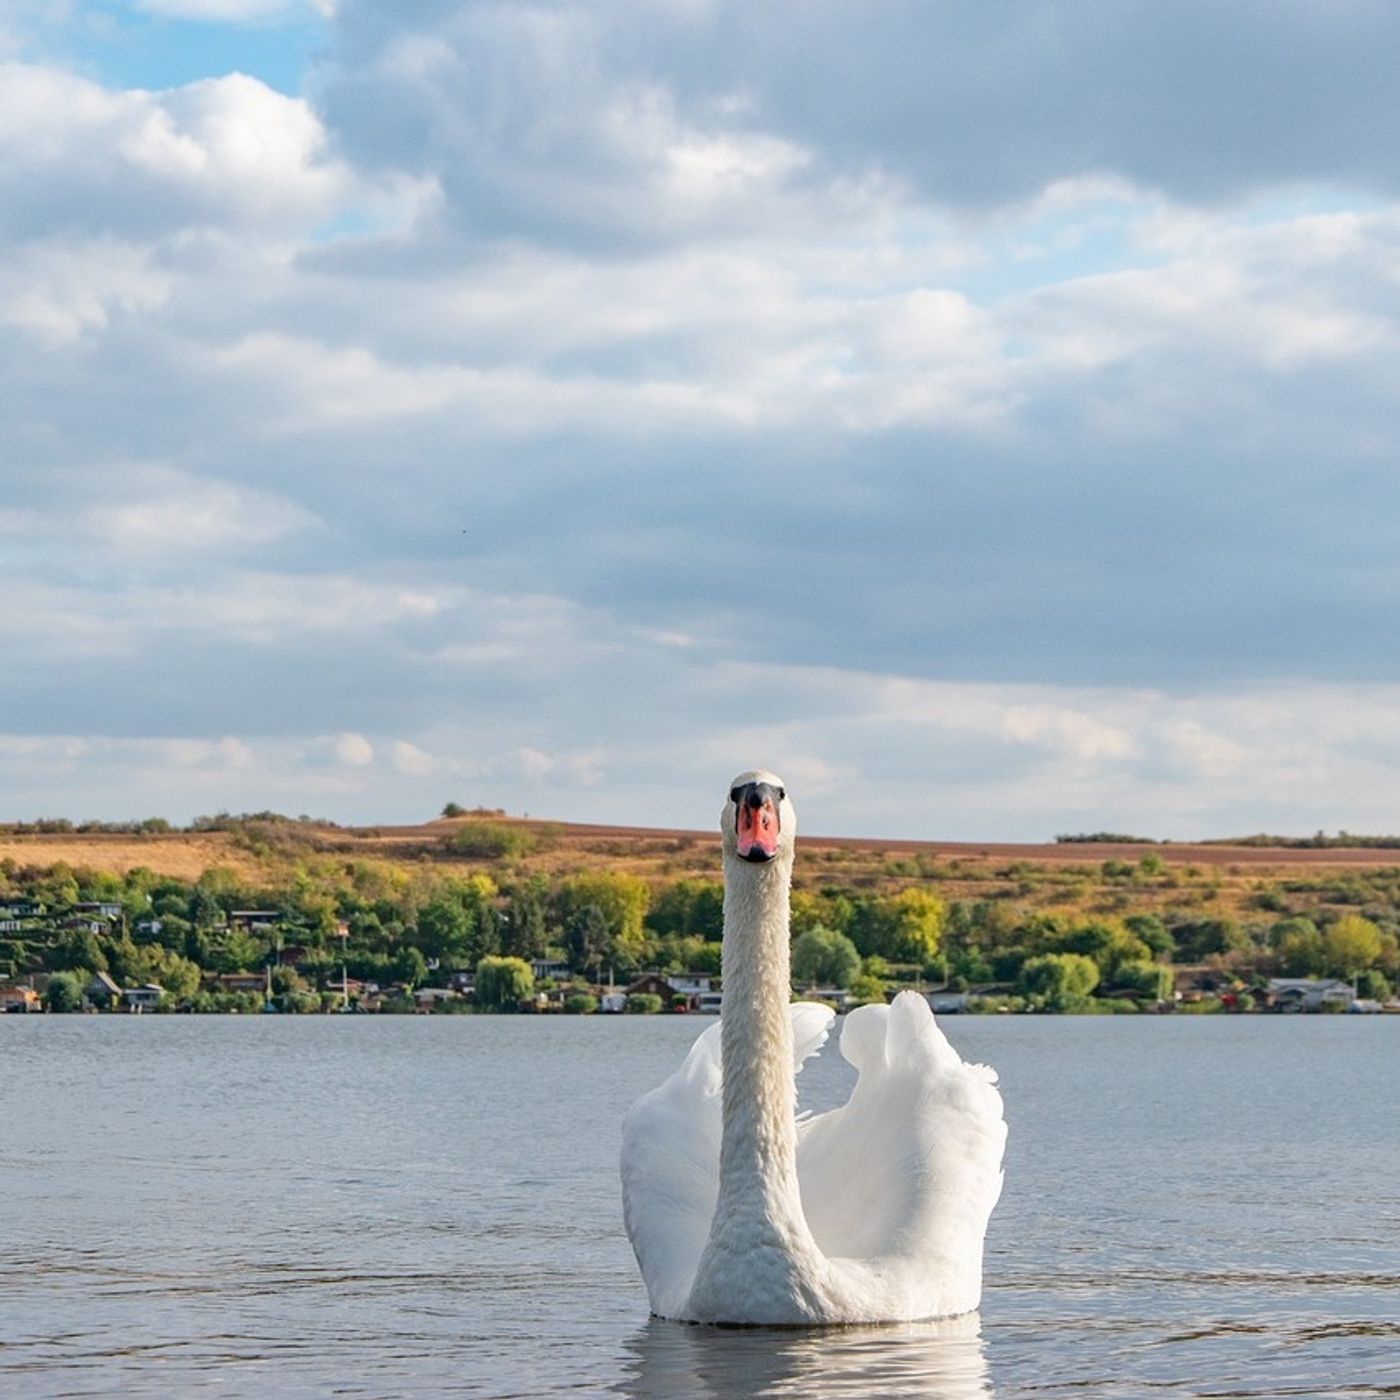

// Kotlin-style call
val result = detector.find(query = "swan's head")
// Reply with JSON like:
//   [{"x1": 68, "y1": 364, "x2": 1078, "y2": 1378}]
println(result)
[{"x1": 721, "y1": 769, "x2": 795, "y2": 865}]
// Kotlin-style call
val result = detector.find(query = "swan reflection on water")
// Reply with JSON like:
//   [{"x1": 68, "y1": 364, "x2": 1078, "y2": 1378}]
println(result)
[{"x1": 614, "y1": 1312, "x2": 993, "y2": 1398}]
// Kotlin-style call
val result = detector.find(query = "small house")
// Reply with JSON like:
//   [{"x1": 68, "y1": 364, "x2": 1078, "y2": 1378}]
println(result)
[
  {"x1": 1266, "y1": 978, "x2": 1354, "y2": 1013},
  {"x1": 228, "y1": 910, "x2": 281, "y2": 933},
  {"x1": 207, "y1": 972, "x2": 267, "y2": 995},
  {"x1": 927, "y1": 990, "x2": 970, "y2": 1014},
  {"x1": 1174, "y1": 967, "x2": 1227, "y2": 1002},
  {"x1": 84, "y1": 971, "x2": 122, "y2": 1008},
  {"x1": 626, "y1": 973, "x2": 710, "y2": 1009},
  {"x1": 57, "y1": 915, "x2": 107, "y2": 935},
  {"x1": 530, "y1": 958, "x2": 572, "y2": 983},
  {"x1": 74, "y1": 901, "x2": 122, "y2": 920},
  {"x1": 414, "y1": 987, "x2": 459, "y2": 1010},
  {"x1": 0, "y1": 983, "x2": 40, "y2": 1013},
  {"x1": 122, "y1": 983, "x2": 165, "y2": 1012},
  {"x1": 667, "y1": 973, "x2": 715, "y2": 997}
]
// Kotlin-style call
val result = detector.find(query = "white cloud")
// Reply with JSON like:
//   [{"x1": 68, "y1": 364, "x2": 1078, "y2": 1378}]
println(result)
[
  {"x1": 10, "y1": 675, "x2": 1400, "y2": 838},
  {"x1": 0, "y1": 238, "x2": 172, "y2": 343},
  {"x1": 84, "y1": 469, "x2": 319, "y2": 553},
  {"x1": 331, "y1": 731, "x2": 374, "y2": 766},
  {"x1": 516, "y1": 746, "x2": 555, "y2": 781},
  {"x1": 390, "y1": 739, "x2": 435, "y2": 776},
  {"x1": 0, "y1": 572, "x2": 464, "y2": 655},
  {"x1": 0, "y1": 63, "x2": 353, "y2": 238},
  {"x1": 135, "y1": 0, "x2": 323, "y2": 19},
  {"x1": 4, "y1": 10, "x2": 1400, "y2": 840}
]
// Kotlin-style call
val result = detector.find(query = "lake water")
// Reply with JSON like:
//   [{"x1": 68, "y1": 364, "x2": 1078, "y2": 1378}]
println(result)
[{"x1": 1, "y1": 1014, "x2": 1396, "y2": 1398}]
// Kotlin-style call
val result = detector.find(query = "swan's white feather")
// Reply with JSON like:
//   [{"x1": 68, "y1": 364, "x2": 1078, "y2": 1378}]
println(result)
[
  {"x1": 620, "y1": 1003, "x2": 833, "y2": 1320},
  {"x1": 622, "y1": 992, "x2": 1004, "y2": 1322},
  {"x1": 798, "y1": 992, "x2": 1006, "y2": 1320}
]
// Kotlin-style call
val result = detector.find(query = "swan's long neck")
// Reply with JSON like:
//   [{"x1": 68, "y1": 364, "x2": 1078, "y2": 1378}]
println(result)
[
  {"x1": 714, "y1": 850, "x2": 804, "y2": 1234},
  {"x1": 685, "y1": 838, "x2": 838, "y2": 1322}
]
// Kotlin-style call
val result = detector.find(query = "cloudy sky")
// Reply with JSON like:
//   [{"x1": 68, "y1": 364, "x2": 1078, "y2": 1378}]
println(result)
[{"x1": 4, "y1": 1, "x2": 1400, "y2": 839}]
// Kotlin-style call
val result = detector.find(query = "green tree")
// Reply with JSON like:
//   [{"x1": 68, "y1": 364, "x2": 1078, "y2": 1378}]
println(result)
[
  {"x1": 1324, "y1": 915, "x2": 1382, "y2": 978},
  {"x1": 873, "y1": 888, "x2": 945, "y2": 964},
  {"x1": 43, "y1": 971, "x2": 83, "y2": 1012},
  {"x1": 848, "y1": 972, "x2": 888, "y2": 1005},
  {"x1": 1123, "y1": 913, "x2": 1174, "y2": 959},
  {"x1": 467, "y1": 902, "x2": 502, "y2": 965},
  {"x1": 501, "y1": 877, "x2": 550, "y2": 959},
  {"x1": 1357, "y1": 969, "x2": 1392, "y2": 1001},
  {"x1": 51, "y1": 927, "x2": 107, "y2": 973},
  {"x1": 647, "y1": 880, "x2": 724, "y2": 939},
  {"x1": 1172, "y1": 918, "x2": 1248, "y2": 962},
  {"x1": 413, "y1": 898, "x2": 472, "y2": 964},
  {"x1": 1115, "y1": 958, "x2": 1173, "y2": 1002},
  {"x1": 1020, "y1": 952, "x2": 1100, "y2": 1010},
  {"x1": 209, "y1": 928, "x2": 262, "y2": 974},
  {"x1": 475, "y1": 955, "x2": 534, "y2": 1009},
  {"x1": 791, "y1": 888, "x2": 856, "y2": 937},
  {"x1": 790, "y1": 926, "x2": 861, "y2": 988},
  {"x1": 557, "y1": 872, "x2": 649, "y2": 966},
  {"x1": 392, "y1": 945, "x2": 428, "y2": 988},
  {"x1": 1276, "y1": 922, "x2": 1326, "y2": 976},
  {"x1": 1043, "y1": 920, "x2": 1149, "y2": 978},
  {"x1": 187, "y1": 886, "x2": 225, "y2": 928},
  {"x1": 563, "y1": 903, "x2": 611, "y2": 979},
  {"x1": 1379, "y1": 931, "x2": 1400, "y2": 976}
]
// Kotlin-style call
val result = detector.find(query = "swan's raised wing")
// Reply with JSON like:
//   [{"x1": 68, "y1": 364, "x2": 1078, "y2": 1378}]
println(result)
[
  {"x1": 621, "y1": 1004, "x2": 834, "y2": 1319},
  {"x1": 797, "y1": 992, "x2": 1006, "y2": 1319}
]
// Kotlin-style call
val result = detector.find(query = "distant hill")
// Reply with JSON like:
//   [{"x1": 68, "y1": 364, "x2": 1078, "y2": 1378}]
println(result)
[{"x1": 6, "y1": 809, "x2": 1400, "y2": 897}]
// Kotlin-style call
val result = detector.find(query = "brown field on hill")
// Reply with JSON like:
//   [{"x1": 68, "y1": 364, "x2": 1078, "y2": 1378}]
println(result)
[
  {"x1": 6, "y1": 816, "x2": 1400, "y2": 930},
  {"x1": 0, "y1": 832, "x2": 262, "y2": 882}
]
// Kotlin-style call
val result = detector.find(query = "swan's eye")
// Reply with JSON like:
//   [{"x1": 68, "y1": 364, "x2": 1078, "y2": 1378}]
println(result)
[
  {"x1": 776, "y1": 787, "x2": 785, "y2": 801},
  {"x1": 729, "y1": 787, "x2": 741, "y2": 803}
]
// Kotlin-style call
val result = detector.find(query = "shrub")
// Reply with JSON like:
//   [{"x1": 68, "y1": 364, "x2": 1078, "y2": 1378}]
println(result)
[
  {"x1": 1172, "y1": 918, "x2": 1248, "y2": 962},
  {"x1": 450, "y1": 822, "x2": 536, "y2": 859},
  {"x1": 790, "y1": 926, "x2": 860, "y2": 988},
  {"x1": 626, "y1": 993, "x2": 663, "y2": 1013},
  {"x1": 43, "y1": 971, "x2": 83, "y2": 1012},
  {"x1": 476, "y1": 955, "x2": 535, "y2": 1010},
  {"x1": 1115, "y1": 958, "x2": 1173, "y2": 1002},
  {"x1": 847, "y1": 972, "x2": 887, "y2": 1005},
  {"x1": 1357, "y1": 969, "x2": 1392, "y2": 1001},
  {"x1": 563, "y1": 993, "x2": 598, "y2": 1014},
  {"x1": 1123, "y1": 913, "x2": 1174, "y2": 958},
  {"x1": 1019, "y1": 952, "x2": 1100, "y2": 1011}
]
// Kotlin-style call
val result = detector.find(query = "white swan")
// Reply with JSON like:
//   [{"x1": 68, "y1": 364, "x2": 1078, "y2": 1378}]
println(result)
[{"x1": 621, "y1": 770, "x2": 1007, "y2": 1326}]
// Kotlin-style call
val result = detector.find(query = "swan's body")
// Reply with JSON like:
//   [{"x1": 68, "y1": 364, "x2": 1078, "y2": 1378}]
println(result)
[{"x1": 621, "y1": 771, "x2": 1006, "y2": 1326}]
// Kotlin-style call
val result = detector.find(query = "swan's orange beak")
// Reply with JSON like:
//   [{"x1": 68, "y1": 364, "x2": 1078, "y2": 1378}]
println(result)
[{"x1": 734, "y1": 782, "x2": 782, "y2": 862}]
